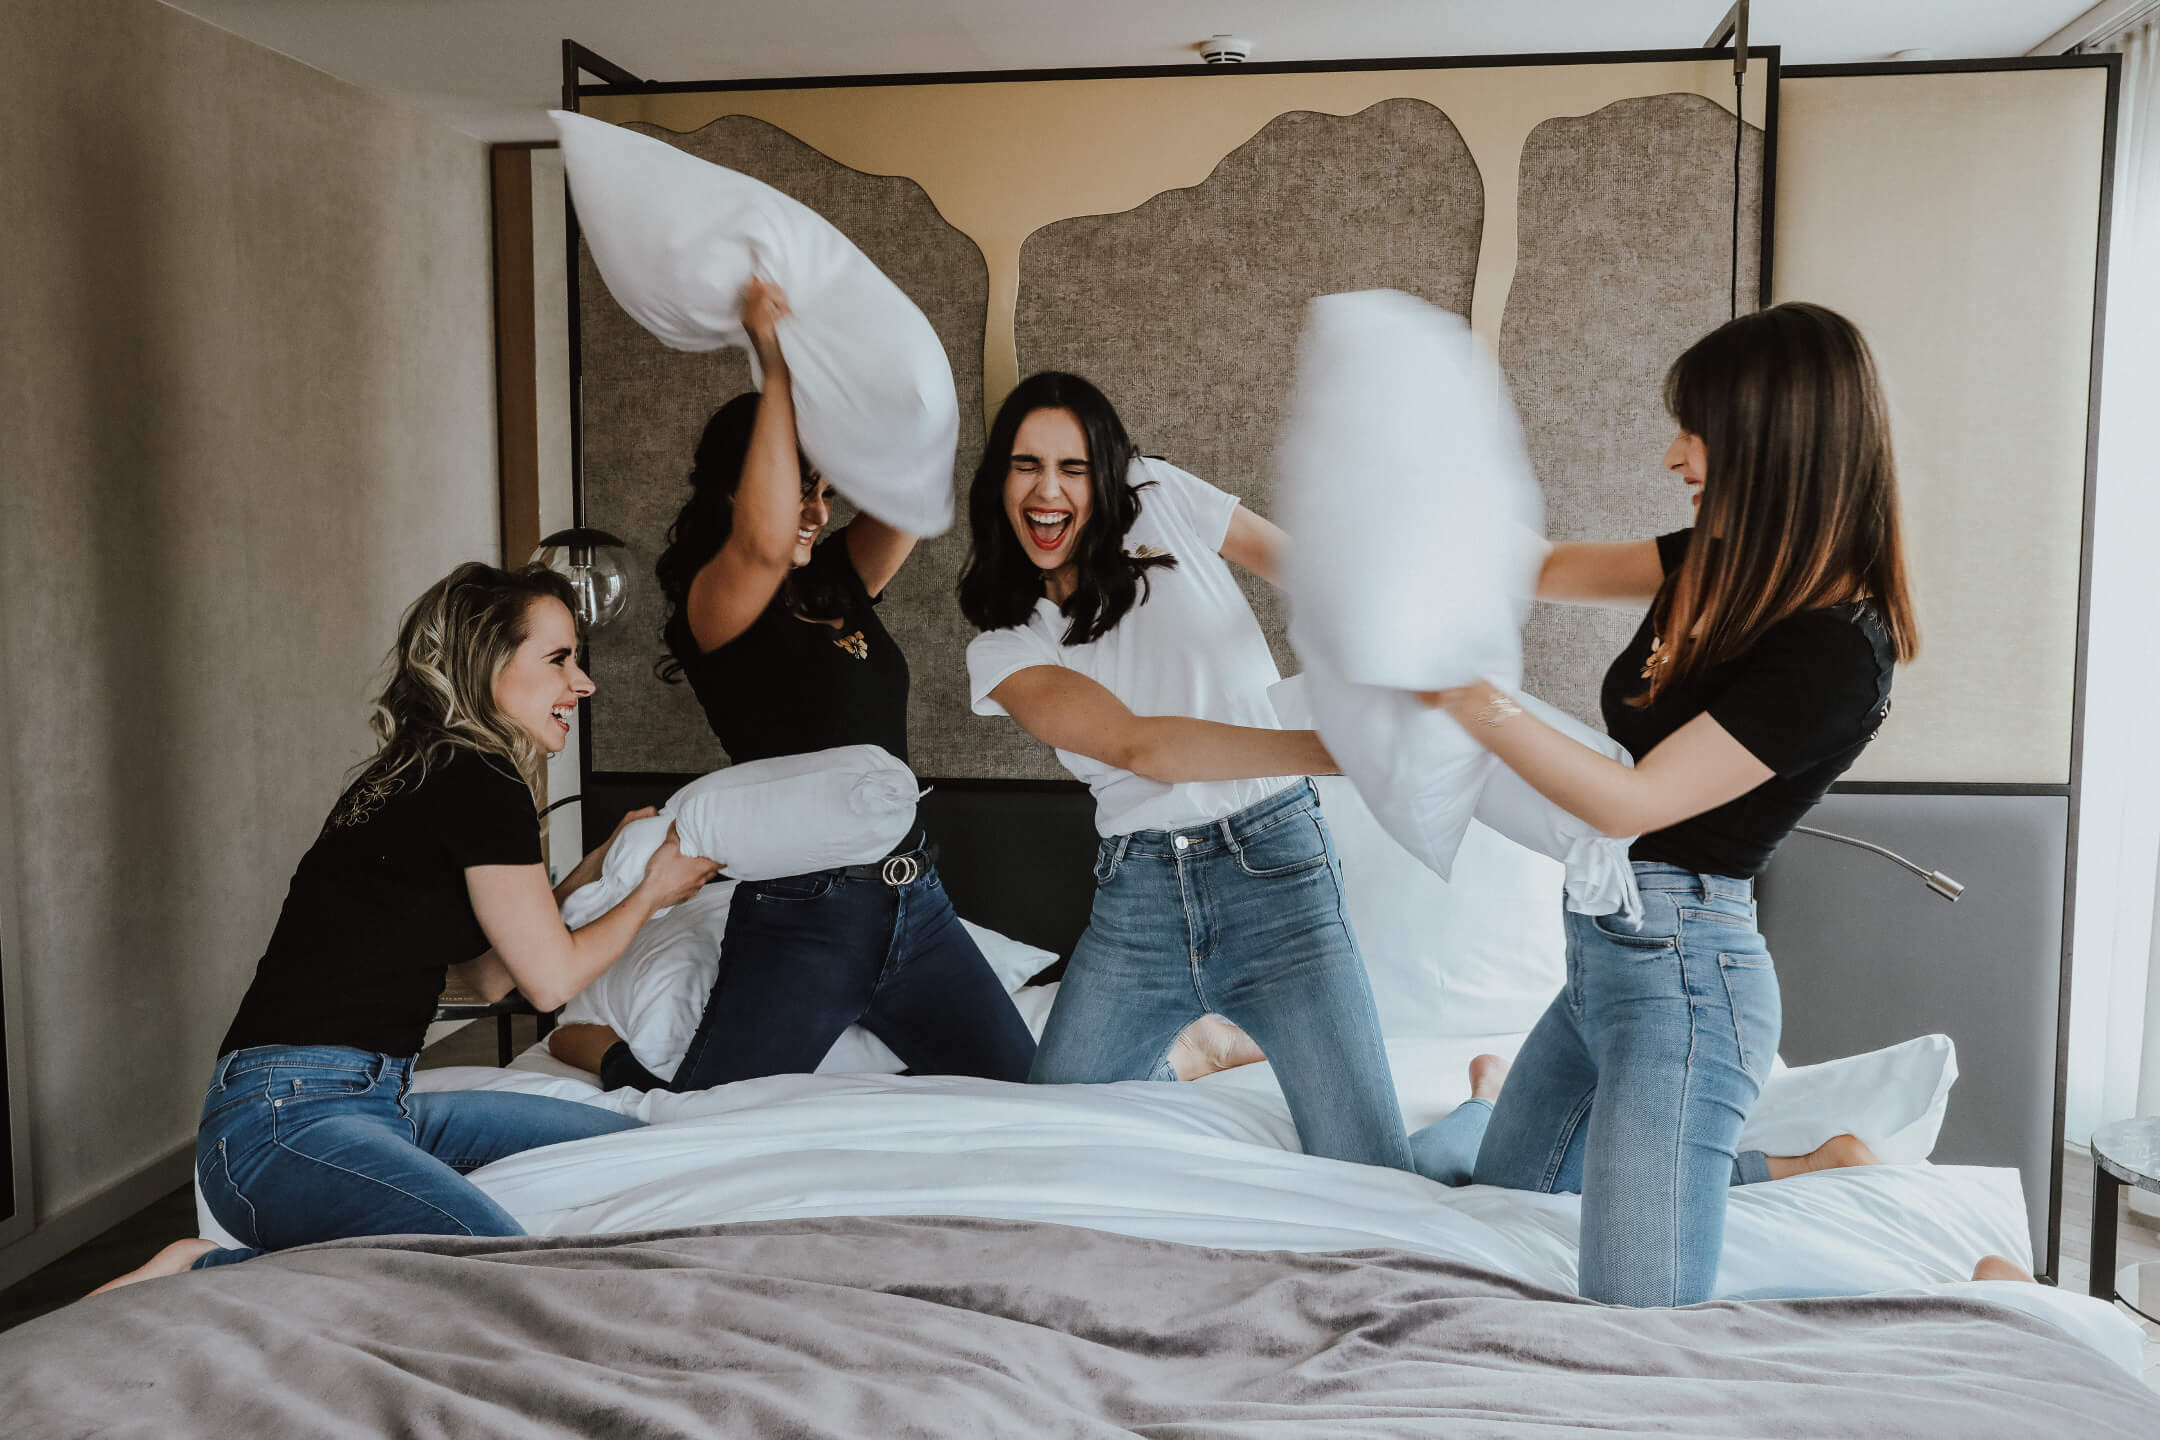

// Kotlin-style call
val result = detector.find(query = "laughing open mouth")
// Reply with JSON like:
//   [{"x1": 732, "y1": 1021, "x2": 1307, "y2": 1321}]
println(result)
[{"x1": 1024, "y1": 508, "x2": 1072, "y2": 550}]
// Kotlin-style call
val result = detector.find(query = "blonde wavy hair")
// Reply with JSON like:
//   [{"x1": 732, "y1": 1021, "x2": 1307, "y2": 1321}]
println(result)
[{"x1": 359, "y1": 561, "x2": 580, "y2": 796}]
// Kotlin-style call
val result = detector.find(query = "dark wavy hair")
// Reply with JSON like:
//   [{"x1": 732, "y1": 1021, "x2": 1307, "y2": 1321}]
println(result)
[
  {"x1": 1636, "y1": 301, "x2": 1919, "y2": 707},
  {"x1": 653, "y1": 392, "x2": 848, "y2": 682},
  {"x1": 958, "y1": 372, "x2": 1176, "y2": 646}
]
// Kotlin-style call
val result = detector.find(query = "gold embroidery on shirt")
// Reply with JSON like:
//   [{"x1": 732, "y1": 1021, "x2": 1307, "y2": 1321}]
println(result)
[
  {"x1": 833, "y1": 630, "x2": 870, "y2": 661},
  {"x1": 331, "y1": 772, "x2": 403, "y2": 828},
  {"x1": 1127, "y1": 544, "x2": 1169, "y2": 560}
]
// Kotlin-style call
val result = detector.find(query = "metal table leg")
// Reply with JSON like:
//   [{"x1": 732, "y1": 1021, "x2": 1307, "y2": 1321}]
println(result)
[{"x1": 2092, "y1": 1155, "x2": 2123, "y2": 1300}]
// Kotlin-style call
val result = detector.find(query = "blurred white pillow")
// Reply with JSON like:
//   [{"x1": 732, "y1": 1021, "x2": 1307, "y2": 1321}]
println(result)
[
  {"x1": 1276, "y1": 290, "x2": 1544, "y2": 691},
  {"x1": 551, "y1": 110, "x2": 957, "y2": 536}
]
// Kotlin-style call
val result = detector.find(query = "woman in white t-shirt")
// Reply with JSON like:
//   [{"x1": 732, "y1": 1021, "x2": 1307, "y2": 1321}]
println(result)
[{"x1": 959, "y1": 372, "x2": 1413, "y2": 1171}]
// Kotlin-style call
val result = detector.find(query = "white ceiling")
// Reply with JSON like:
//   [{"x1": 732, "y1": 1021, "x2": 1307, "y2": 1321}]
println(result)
[{"x1": 165, "y1": 0, "x2": 2103, "y2": 141}]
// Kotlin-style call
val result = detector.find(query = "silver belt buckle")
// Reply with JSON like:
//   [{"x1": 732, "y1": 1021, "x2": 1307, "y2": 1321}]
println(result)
[{"x1": 880, "y1": 853, "x2": 922, "y2": 887}]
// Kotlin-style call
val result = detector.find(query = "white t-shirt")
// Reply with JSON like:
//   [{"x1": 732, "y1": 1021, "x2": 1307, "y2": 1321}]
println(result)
[{"x1": 967, "y1": 457, "x2": 1300, "y2": 836}]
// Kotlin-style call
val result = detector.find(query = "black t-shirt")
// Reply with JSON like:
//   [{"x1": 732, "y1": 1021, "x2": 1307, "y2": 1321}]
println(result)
[
  {"x1": 218, "y1": 749, "x2": 543, "y2": 1058},
  {"x1": 1600, "y1": 529, "x2": 1895, "y2": 879},
  {"x1": 675, "y1": 526, "x2": 910, "y2": 765}
]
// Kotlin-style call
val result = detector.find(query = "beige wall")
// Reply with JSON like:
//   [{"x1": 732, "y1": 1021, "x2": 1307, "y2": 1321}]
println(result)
[
  {"x1": 1775, "y1": 70, "x2": 2107, "y2": 783},
  {"x1": 0, "y1": 0, "x2": 496, "y2": 1239}
]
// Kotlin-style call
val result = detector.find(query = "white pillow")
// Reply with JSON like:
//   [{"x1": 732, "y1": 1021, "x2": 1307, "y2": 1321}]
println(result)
[
  {"x1": 1312, "y1": 772, "x2": 1568, "y2": 1041},
  {"x1": 1736, "y1": 1034, "x2": 1958, "y2": 1164},
  {"x1": 1276, "y1": 290, "x2": 1544, "y2": 691},
  {"x1": 1273, "y1": 673, "x2": 1637, "y2": 917},
  {"x1": 557, "y1": 881, "x2": 737, "y2": 1081},
  {"x1": 562, "y1": 744, "x2": 918, "y2": 927},
  {"x1": 549, "y1": 111, "x2": 958, "y2": 536}
]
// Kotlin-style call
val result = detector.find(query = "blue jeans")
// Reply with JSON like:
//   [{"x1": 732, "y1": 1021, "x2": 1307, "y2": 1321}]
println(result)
[
  {"x1": 602, "y1": 860, "x2": 1036, "y2": 1092},
  {"x1": 1031, "y1": 780, "x2": 1412, "y2": 1171},
  {"x1": 1408, "y1": 865, "x2": 1781, "y2": 1306},
  {"x1": 192, "y1": 1044, "x2": 643, "y2": 1269}
]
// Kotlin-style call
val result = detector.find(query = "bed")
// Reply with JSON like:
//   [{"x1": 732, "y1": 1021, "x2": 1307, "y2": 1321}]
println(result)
[
  {"x1": 6, "y1": 1036, "x2": 2155, "y2": 1435},
  {"x1": 6, "y1": 779, "x2": 2150, "y2": 1434}
]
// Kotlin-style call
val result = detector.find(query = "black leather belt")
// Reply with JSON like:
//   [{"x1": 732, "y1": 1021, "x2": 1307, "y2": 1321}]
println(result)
[{"x1": 834, "y1": 842, "x2": 935, "y2": 887}]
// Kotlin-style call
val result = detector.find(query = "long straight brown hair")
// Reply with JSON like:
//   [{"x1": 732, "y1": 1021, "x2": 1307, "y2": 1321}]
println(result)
[{"x1": 1635, "y1": 301, "x2": 1919, "y2": 707}]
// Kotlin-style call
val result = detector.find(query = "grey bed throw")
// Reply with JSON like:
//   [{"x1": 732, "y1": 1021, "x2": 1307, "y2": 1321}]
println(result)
[{"x1": 4, "y1": 1215, "x2": 2153, "y2": 1438}]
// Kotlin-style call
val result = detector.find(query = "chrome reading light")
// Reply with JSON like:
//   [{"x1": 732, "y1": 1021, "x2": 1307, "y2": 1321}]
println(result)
[{"x1": 1791, "y1": 825, "x2": 1966, "y2": 902}]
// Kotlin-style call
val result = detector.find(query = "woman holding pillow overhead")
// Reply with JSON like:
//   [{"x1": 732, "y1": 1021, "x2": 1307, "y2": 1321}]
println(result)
[
  {"x1": 548, "y1": 280, "x2": 1035, "y2": 1092},
  {"x1": 959, "y1": 372, "x2": 1413, "y2": 1170},
  {"x1": 1408, "y1": 302, "x2": 1916, "y2": 1307}
]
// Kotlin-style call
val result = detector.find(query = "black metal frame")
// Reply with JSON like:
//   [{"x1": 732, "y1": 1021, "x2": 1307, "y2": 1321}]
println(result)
[
  {"x1": 558, "y1": 40, "x2": 1781, "y2": 794},
  {"x1": 554, "y1": 42, "x2": 2119, "y2": 1283},
  {"x1": 1785, "y1": 52, "x2": 2122, "y2": 1284}
]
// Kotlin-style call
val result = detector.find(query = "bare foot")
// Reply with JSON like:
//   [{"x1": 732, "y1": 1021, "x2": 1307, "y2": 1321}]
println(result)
[
  {"x1": 1765, "y1": 1132, "x2": 1879, "y2": 1181},
  {"x1": 89, "y1": 1237, "x2": 219, "y2": 1296},
  {"x1": 547, "y1": 1023, "x2": 622, "y2": 1075},
  {"x1": 1168, "y1": 1015, "x2": 1266, "y2": 1081},
  {"x1": 1972, "y1": 1254, "x2": 2036, "y2": 1284},
  {"x1": 1468, "y1": 1053, "x2": 1510, "y2": 1103}
]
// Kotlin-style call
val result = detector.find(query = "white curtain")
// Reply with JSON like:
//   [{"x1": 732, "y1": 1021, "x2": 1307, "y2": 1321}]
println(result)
[{"x1": 2066, "y1": 17, "x2": 2160, "y2": 1138}]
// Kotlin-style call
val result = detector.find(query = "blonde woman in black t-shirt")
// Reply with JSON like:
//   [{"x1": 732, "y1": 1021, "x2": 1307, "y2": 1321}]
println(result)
[
  {"x1": 546, "y1": 280, "x2": 1035, "y2": 1092},
  {"x1": 96, "y1": 563, "x2": 718, "y2": 1292},
  {"x1": 1406, "y1": 304, "x2": 1933, "y2": 1307}
]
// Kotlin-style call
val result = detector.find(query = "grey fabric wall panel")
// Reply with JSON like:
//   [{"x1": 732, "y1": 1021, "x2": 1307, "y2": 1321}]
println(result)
[
  {"x1": 1504, "y1": 94, "x2": 1764, "y2": 726},
  {"x1": 581, "y1": 116, "x2": 992, "y2": 775},
  {"x1": 1756, "y1": 793, "x2": 2068, "y2": 1269},
  {"x1": 1012, "y1": 99, "x2": 1485, "y2": 695}
]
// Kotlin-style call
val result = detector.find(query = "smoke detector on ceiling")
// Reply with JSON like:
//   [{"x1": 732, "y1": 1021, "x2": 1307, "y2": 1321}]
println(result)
[{"x1": 1199, "y1": 34, "x2": 1254, "y2": 65}]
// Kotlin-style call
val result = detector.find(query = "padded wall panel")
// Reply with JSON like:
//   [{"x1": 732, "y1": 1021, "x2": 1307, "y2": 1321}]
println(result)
[
  {"x1": 1757, "y1": 793, "x2": 2069, "y2": 1267},
  {"x1": 575, "y1": 61, "x2": 1771, "y2": 778},
  {"x1": 580, "y1": 116, "x2": 992, "y2": 775},
  {"x1": 1012, "y1": 98, "x2": 1485, "y2": 681},
  {"x1": 1506, "y1": 94, "x2": 1764, "y2": 725}
]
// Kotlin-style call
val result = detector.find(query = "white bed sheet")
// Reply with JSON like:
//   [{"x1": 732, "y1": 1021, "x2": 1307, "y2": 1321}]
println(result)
[{"x1": 369, "y1": 1046, "x2": 2150, "y2": 1377}]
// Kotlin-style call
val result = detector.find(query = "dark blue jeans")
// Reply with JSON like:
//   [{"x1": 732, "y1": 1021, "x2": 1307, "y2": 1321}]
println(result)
[
  {"x1": 192, "y1": 1044, "x2": 643, "y2": 1269},
  {"x1": 601, "y1": 861, "x2": 1036, "y2": 1092}
]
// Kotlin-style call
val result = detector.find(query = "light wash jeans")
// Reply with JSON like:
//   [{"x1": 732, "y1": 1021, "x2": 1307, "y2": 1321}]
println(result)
[
  {"x1": 1030, "y1": 780, "x2": 1413, "y2": 1171},
  {"x1": 1409, "y1": 865, "x2": 1781, "y2": 1306},
  {"x1": 192, "y1": 1044, "x2": 643, "y2": 1269}
]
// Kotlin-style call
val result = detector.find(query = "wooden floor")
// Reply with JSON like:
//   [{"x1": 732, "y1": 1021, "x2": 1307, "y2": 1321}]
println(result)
[{"x1": 3, "y1": 1053, "x2": 2158, "y2": 1395}]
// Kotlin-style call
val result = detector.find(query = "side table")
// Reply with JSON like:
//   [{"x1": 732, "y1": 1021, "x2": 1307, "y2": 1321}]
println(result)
[{"x1": 2090, "y1": 1116, "x2": 2160, "y2": 1319}]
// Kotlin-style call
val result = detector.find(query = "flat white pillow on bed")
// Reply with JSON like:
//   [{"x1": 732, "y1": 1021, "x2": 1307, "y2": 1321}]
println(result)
[
  {"x1": 550, "y1": 110, "x2": 958, "y2": 536},
  {"x1": 561, "y1": 745, "x2": 917, "y2": 927},
  {"x1": 1737, "y1": 1034, "x2": 1958, "y2": 1164}
]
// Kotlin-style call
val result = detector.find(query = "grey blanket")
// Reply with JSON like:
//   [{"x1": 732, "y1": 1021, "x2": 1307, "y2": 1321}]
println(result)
[{"x1": 3, "y1": 1216, "x2": 2153, "y2": 1438}]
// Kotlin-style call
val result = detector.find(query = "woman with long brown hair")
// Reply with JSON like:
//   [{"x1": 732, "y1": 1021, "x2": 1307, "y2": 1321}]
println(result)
[{"x1": 1407, "y1": 302, "x2": 1917, "y2": 1307}]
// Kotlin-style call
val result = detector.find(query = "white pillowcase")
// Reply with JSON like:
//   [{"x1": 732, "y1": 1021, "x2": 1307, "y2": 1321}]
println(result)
[
  {"x1": 1272, "y1": 673, "x2": 1637, "y2": 917},
  {"x1": 1308, "y1": 770, "x2": 1568, "y2": 1042},
  {"x1": 549, "y1": 111, "x2": 958, "y2": 536},
  {"x1": 1736, "y1": 1034, "x2": 1958, "y2": 1164},
  {"x1": 1276, "y1": 290, "x2": 1545, "y2": 691},
  {"x1": 561, "y1": 744, "x2": 918, "y2": 928}
]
